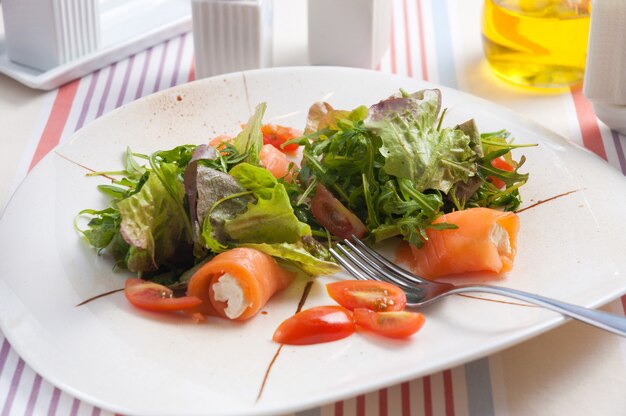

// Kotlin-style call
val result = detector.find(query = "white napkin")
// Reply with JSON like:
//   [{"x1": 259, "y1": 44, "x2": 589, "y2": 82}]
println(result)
[{"x1": 583, "y1": 0, "x2": 626, "y2": 133}]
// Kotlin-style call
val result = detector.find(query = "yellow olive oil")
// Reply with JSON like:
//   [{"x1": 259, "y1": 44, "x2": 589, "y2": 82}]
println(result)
[{"x1": 481, "y1": 0, "x2": 591, "y2": 88}]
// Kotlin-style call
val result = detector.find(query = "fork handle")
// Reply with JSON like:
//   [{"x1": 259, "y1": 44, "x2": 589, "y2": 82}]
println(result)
[{"x1": 449, "y1": 285, "x2": 626, "y2": 337}]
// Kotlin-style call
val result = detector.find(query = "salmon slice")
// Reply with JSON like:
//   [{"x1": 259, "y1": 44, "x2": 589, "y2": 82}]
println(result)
[
  {"x1": 260, "y1": 143, "x2": 295, "y2": 180},
  {"x1": 186, "y1": 248, "x2": 295, "y2": 320},
  {"x1": 398, "y1": 207, "x2": 520, "y2": 278},
  {"x1": 209, "y1": 134, "x2": 233, "y2": 150}
]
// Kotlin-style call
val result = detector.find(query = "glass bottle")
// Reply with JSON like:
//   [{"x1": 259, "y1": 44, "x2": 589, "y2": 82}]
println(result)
[{"x1": 481, "y1": 0, "x2": 591, "y2": 89}]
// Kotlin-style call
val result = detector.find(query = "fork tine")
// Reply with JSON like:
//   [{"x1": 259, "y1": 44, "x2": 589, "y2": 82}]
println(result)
[
  {"x1": 334, "y1": 244, "x2": 414, "y2": 289},
  {"x1": 348, "y1": 235, "x2": 426, "y2": 286},
  {"x1": 329, "y1": 248, "x2": 369, "y2": 281}
]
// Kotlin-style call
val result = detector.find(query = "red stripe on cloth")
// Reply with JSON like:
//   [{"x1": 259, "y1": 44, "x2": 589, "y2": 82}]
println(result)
[
  {"x1": 334, "y1": 400, "x2": 344, "y2": 416},
  {"x1": 188, "y1": 56, "x2": 196, "y2": 82},
  {"x1": 621, "y1": 295, "x2": 626, "y2": 315},
  {"x1": 390, "y1": 13, "x2": 398, "y2": 74},
  {"x1": 423, "y1": 376, "x2": 433, "y2": 416},
  {"x1": 401, "y1": 382, "x2": 411, "y2": 416},
  {"x1": 356, "y1": 394, "x2": 365, "y2": 416},
  {"x1": 443, "y1": 370, "x2": 455, "y2": 416},
  {"x1": 402, "y1": 0, "x2": 413, "y2": 77},
  {"x1": 28, "y1": 80, "x2": 80, "y2": 171},
  {"x1": 570, "y1": 85, "x2": 607, "y2": 160},
  {"x1": 378, "y1": 388, "x2": 388, "y2": 416},
  {"x1": 415, "y1": 0, "x2": 429, "y2": 81}
]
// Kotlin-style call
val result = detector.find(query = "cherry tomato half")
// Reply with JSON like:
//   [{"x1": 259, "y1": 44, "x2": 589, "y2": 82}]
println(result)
[
  {"x1": 353, "y1": 308, "x2": 425, "y2": 339},
  {"x1": 273, "y1": 305, "x2": 355, "y2": 345},
  {"x1": 310, "y1": 184, "x2": 367, "y2": 240},
  {"x1": 326, "y1": 280, "x2": 407, "y2": 312},
  {"x1": 124, "y1": 278, "x2": 202, "y2": 312},
  {"x1": 488, "y1": 157, "x2": 514, "y2": 189},
  {"x1": 262, "y1": 124, "x2": 301, "y2": 153}
]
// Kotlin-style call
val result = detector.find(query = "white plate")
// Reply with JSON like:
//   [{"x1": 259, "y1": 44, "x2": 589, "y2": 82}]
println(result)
[{"x1": 1, "y1": 67, "x2": 626, "y2": 416}]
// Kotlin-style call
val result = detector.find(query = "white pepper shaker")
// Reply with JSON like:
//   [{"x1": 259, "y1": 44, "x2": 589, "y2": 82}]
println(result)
[
  {"x1": 191, "y1": 0, "x2": 274, "y2": 79},
  {"x1": 308, "y1": 0, "x2": 392, "y2": 69}
]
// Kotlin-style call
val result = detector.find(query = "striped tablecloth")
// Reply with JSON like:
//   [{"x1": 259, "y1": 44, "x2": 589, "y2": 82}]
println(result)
[{"x1": 1, "y1": 0, "x2": 625, "y2": 415}]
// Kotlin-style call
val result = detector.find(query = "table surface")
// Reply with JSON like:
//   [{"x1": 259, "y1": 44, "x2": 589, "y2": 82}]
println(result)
[{"x1": 1, "y1": 1, "x2": 625, "y2": 415}]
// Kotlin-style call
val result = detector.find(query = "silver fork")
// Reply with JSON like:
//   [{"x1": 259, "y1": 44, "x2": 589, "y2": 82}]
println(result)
[{"x1": 329, "y1": 236, "x2": 626, "y2": 337}]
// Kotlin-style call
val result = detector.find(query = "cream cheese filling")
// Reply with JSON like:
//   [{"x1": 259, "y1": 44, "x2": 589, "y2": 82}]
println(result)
[
  {"x1": 213, "y1": 273, "x2": 251, "y2": 319},
  {"x1": 490, "y1": 222, "x2": 511, "y2": 255}
]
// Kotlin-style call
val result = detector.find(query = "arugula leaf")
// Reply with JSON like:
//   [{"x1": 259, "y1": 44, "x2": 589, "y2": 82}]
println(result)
[{"x1": 77, "y1": 208, "x2": 121, "y2": 249}]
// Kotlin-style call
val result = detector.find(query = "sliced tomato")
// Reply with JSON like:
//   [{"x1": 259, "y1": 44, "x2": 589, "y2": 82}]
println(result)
[
  {"x1": 262, "y1": 124, "x2": 301, "y2": 153},
  {"x1": 124, "y1": 278, "x2": 202, "y2": 312},
  {"x1": 310, "y1": 184, "x2": 367, "y2": 240},
  {"x1": 488, "y1": 157, "x2": 514, "y2": 189},
  {"x1": 326, "y1": 280, "x2": 406, "y2": 312},
  {"x1": 353, "y1": 308, "x2": 425, "y2": 339},
  {"x1": 273, "y1": 305, "x2": 355, "y2": 345}
]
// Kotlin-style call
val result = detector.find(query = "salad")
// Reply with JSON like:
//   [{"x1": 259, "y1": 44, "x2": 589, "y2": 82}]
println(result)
[{"x1": 78, "y1": 89, "x2": 530, "y2": 341}]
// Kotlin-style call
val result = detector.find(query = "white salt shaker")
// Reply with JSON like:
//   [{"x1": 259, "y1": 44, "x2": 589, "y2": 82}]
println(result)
[
  {"x1": 308, "y1": 0, "x2": 392, "y2": 69},
  {"x1": 583, "y1": 0, "x2": 626, "y2": 135},
  {"x1": 1, "y1": 0, "x2": 100, "y2": 72},
  {"x1": 191, "y1": 0, "x2": 274, "y2": 79}
]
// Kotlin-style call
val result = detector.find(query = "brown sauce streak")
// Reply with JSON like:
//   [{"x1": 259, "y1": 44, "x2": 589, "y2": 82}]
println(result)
[
  {"x1": 75, "y1": 288, "x2": 124, "y2": 307},
  {"x1": 256, "y1": 280, "x2": 314, "y2": 402},
  {"x1": 515, "y1": 189, "x2": 580, "y2": 213},
  {"x1": 55, "y1": 151, "x2": 117, "y2": 181}
]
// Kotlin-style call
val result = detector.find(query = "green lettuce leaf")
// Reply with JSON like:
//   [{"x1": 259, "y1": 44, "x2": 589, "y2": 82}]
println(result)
[
  {"x1": 228, "y1": 163, "x2": 277, "y2": 199},
  {"x1": 365, "y1": 90, "x2": 477, "y2": 193},
  {"x1": 224, "y1": 183, "x2": 311, "y2": 244},
  {"x1": 305, "y1": 102, "x2": 368, "y2": 134},
  {"x1": 233, "y1": 103, "x2": 266, "y2": 165},
  {"x1": 240, "y1": 241, "x2": 340, "y2": 276},
  {"x1": 117, "y1": 163, "x2": 190, "y2": 272}
]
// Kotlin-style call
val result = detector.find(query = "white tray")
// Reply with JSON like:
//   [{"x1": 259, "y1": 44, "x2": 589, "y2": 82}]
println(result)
[{"x1": 0, "y1": 0, "x2": 191, "y2": 90}]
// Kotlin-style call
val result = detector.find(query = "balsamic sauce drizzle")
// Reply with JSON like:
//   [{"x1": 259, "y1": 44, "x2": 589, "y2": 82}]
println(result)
[
  {"x1": 55, "y1": 151, "x2": 116, "y2": 181},
  {"x1": 256, "y1": 280, "x2": 315, "y2": 402},
  {"x1": 75, "y1": 288, "x2": 124, "y2": 307},
  {"x1": 515, "y1": 189, "x2": 580, "y2": 214}
]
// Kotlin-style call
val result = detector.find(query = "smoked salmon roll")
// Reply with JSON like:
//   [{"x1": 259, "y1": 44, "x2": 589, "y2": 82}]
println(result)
[
  {"x1": 186, "y1": 248, "x2": 295, "y2": 320},
  {"x1": 399, "y1": 208, "x2": 519, "y2": 278}
]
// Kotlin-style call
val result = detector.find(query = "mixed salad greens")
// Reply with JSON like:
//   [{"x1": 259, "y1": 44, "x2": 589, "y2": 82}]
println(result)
[{"x1": 78, "y1": 89, "x2": 531, "y2": 286}]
